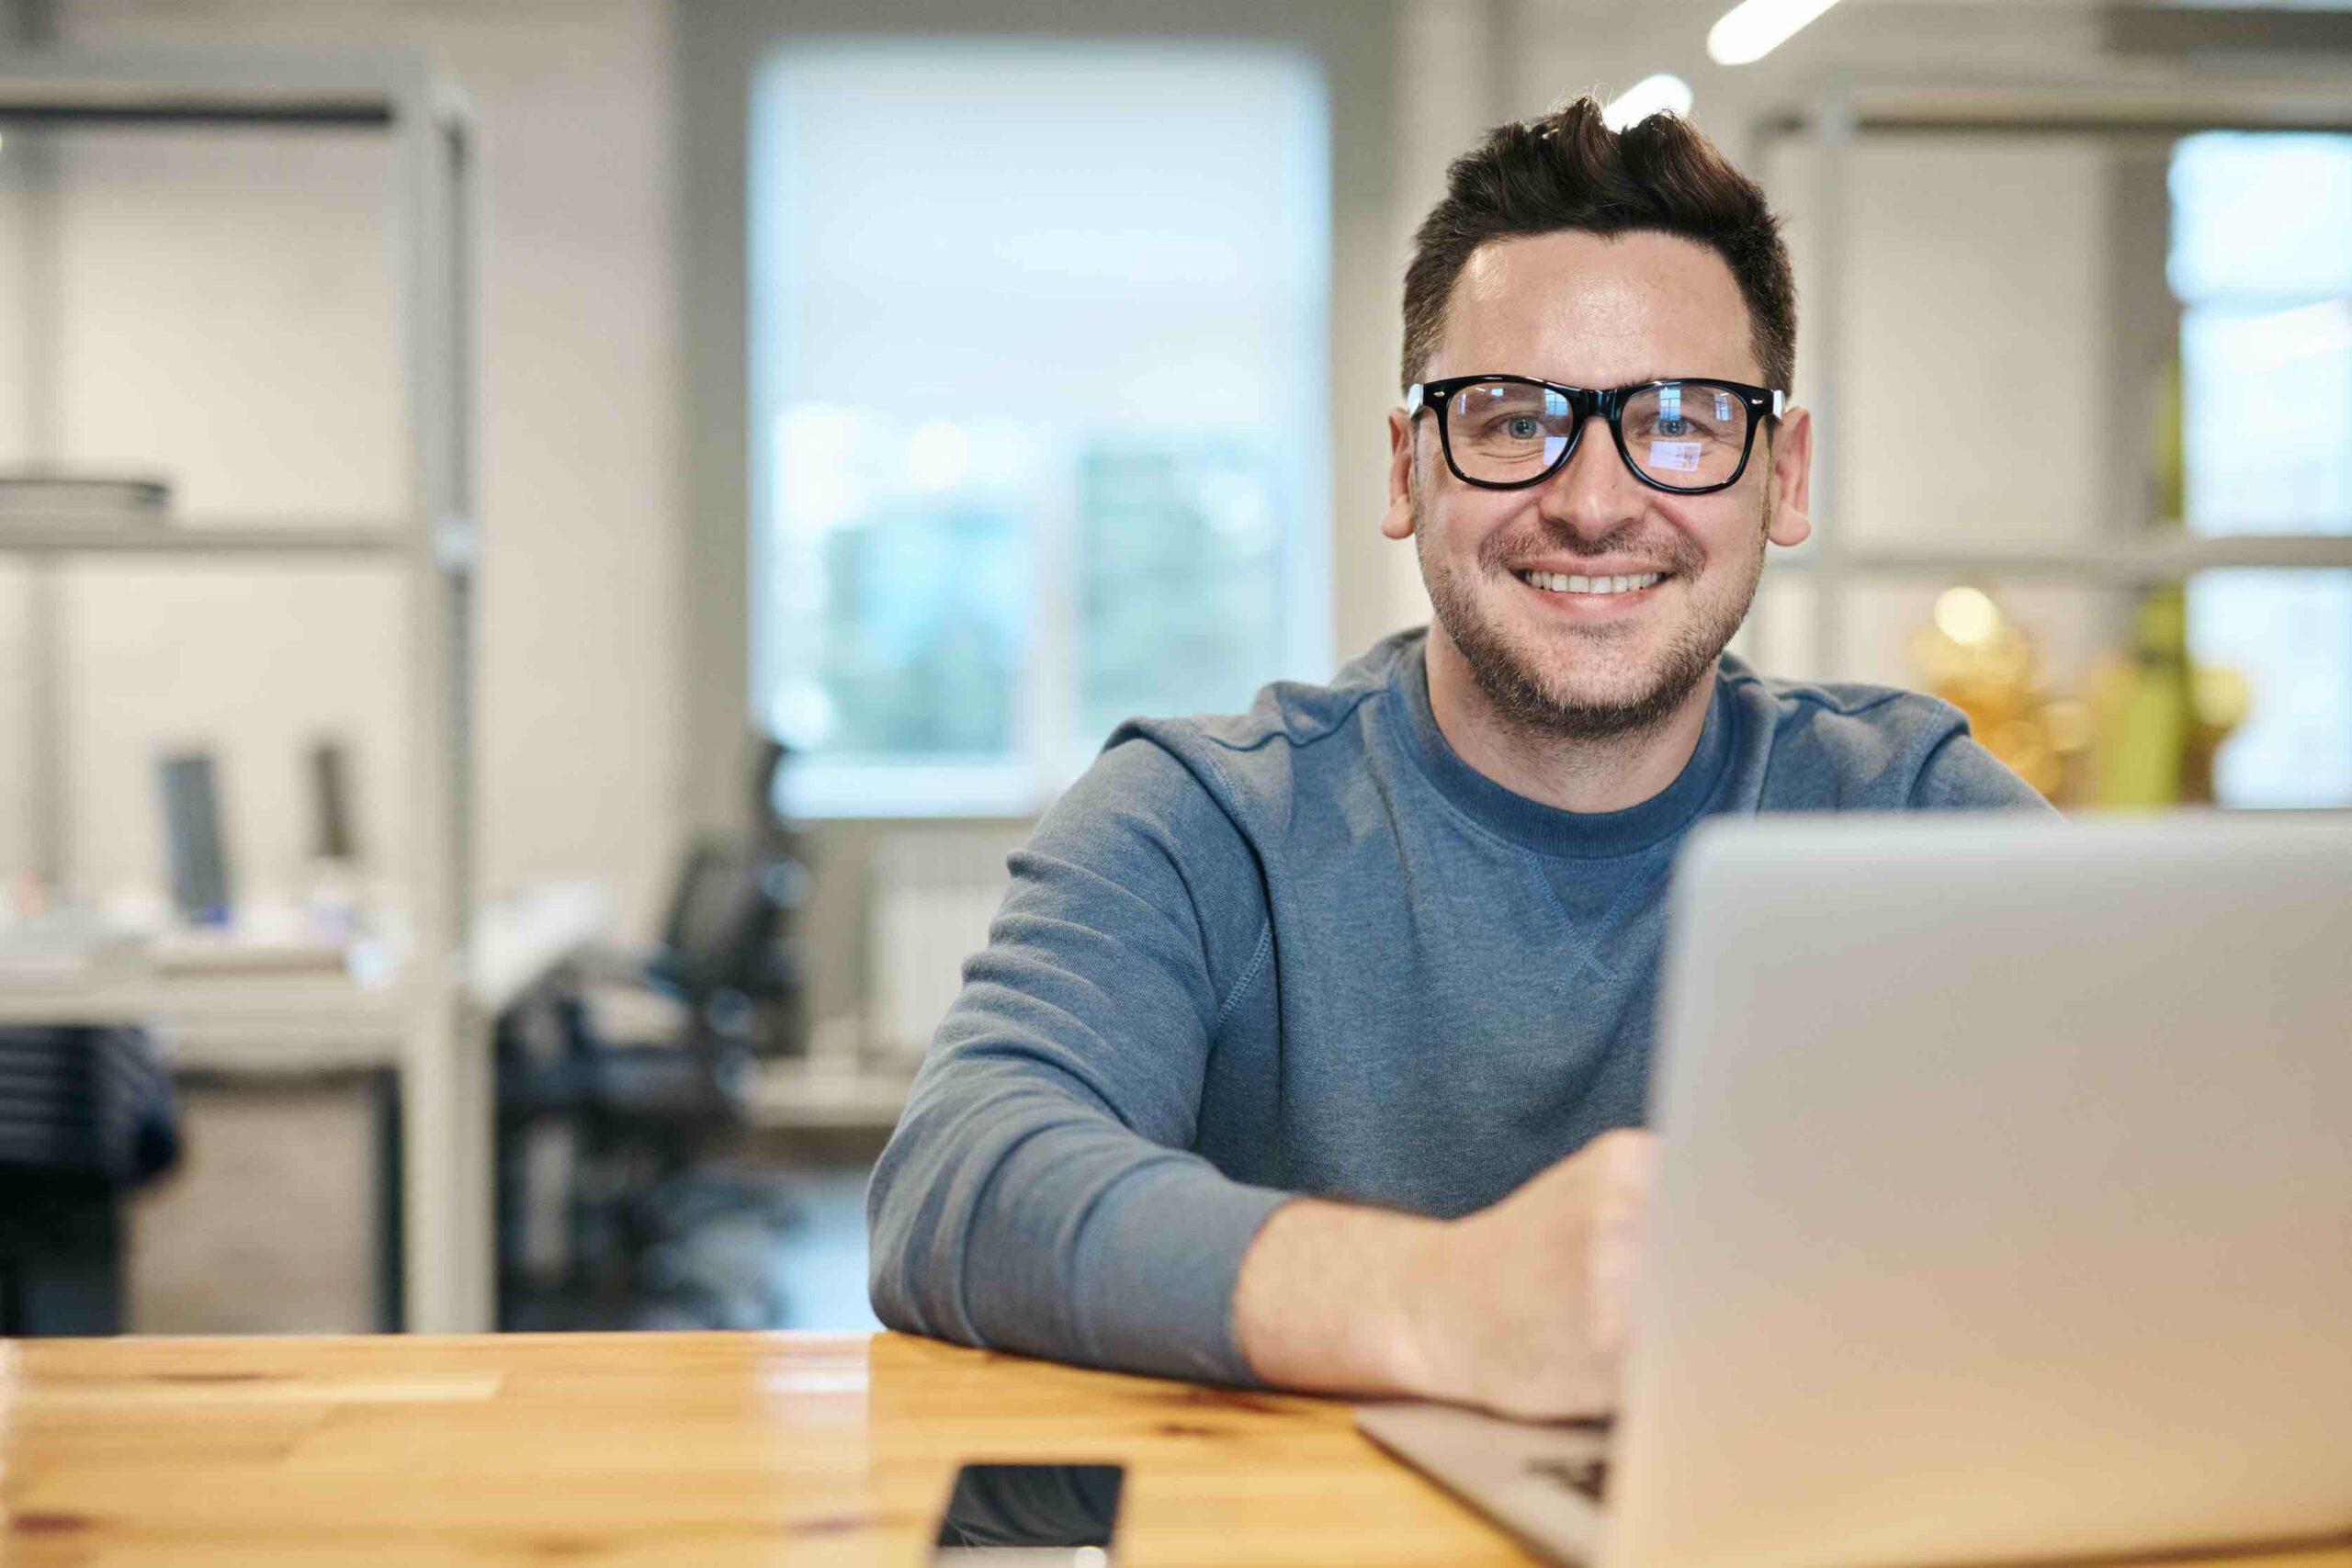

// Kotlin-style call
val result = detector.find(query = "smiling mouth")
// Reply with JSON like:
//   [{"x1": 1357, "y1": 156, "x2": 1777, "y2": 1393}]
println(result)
[{"x1": 1516, "y1": 570, "x2": 1668, "y2": 597}]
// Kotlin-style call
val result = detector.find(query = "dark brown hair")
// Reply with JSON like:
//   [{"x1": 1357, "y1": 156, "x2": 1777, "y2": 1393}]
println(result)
[{"x1": 1401, "y1": 96, "x2": 1797, "y2": 395}]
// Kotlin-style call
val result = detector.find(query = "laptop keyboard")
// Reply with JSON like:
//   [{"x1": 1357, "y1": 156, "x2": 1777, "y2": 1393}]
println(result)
[{"x1": 1525, "y1": 1454, "x2": 1610, "y2": 1503}]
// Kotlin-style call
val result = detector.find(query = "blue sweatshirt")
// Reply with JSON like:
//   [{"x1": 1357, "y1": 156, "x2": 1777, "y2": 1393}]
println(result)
[{"x1": 866, "y1": 630, "x2": 2051, "y2": 1385}]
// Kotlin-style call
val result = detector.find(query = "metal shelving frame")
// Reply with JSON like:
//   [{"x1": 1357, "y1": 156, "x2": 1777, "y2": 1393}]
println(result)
[
  {"x1": 1752, "y1": 70, "x2": 2352, "y2": 677},
  {"x1": 0, "y1": 50, "x2": 484, "y2": 1332}
]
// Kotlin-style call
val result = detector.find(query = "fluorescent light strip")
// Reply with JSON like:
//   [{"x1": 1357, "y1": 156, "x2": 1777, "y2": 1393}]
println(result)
[
  {"x1": 1603, "y1": 73, "x2": 1695, "y2": 130},
  {"x1": 1707, "y1": 0, "x2": 1849, "y2": 65}
]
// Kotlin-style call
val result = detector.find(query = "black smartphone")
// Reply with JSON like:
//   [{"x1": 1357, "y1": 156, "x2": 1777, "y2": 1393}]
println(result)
[{"x1": 930, "y1": 1461, "x2": 1125, "y2": 1566}]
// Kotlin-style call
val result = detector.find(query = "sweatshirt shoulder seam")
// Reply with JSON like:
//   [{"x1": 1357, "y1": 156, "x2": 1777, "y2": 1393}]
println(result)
[
  {"x1": 1721, "y1": 662, "x2": 1924, "y2": 721},
  {"x1": 1212, "y1": 921, "x2": 1275, "y2": 1032},
  {"x1": 1189, "y1": 679, "x2": 1395, "y2": 758}
]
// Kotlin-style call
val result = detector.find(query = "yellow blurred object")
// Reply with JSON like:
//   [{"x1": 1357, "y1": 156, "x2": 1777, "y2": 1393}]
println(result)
[
  {"x1": 2051, "y1": 344, "x2": 2250, "y2": 807},
  {"x1": 2090, "y1": 592, "x2": 2191, "y2": 808},
  {"x1": 2184, "y1": 664, "x2": 2253, "y2": 805},
  {"x1": 1932, "y1": 585, "x2": 2003, "y2": 649},
  {"x1": 2084, "y1": 587, "x2": 2250, "y2": 808},
  {"x1": 2193, "y1": 665, "x2": 2252, "y2": 731},
  {"x1": 2041, "y1": 697, "x2": 2094, "y2": 755},
  {"x1": 1917, "y1": 581, "x2": 2251, "y2": 810},
  {"x1": 1914, "y1": 585, "x2": 2075, "y2": 800},
  {"x1": 2151, "y1": 353, "x2": 2186, "y2": 525}
]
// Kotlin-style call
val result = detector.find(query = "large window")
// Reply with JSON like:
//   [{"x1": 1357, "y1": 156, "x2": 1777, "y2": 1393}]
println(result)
[
  {"x1": 2171, "y1": 132, "x2": 2352, "y2": 807},
  {"x1": 750, "y1": 42, "x2": 1331, "y2": 817}
]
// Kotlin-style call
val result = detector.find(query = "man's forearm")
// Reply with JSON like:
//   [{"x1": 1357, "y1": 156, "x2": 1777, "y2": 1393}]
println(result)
[
  {"x1": 1229, "y1": 1132, "x2": 1657, "y2": 1419},
  {"x1": 871, "y1": 1072, "x2": 1293, "y2": 1382},
  {"x1": 1228, "y1": 1196, "x2": 1457, "y2": 1399}
]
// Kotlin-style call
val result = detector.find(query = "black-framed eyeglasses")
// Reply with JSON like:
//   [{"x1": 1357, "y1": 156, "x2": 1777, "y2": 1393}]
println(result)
[{"x1": 1406, "y1": 375, "x2": 1788, "y2": 495}]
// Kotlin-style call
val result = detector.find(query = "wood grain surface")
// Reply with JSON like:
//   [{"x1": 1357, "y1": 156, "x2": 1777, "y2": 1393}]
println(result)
[
  {"x1": 0, "y1": 1330, "x2": 1524, "y2": 1566},
  {"x1": 4, "y1": 1331, "x2": 2346, "y2": 1568}
]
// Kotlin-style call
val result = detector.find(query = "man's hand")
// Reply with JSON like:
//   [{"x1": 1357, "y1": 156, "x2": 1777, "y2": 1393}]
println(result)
[
  {"x1": 1407, "y1": 1128, "x2": 1658, "y2": 1420},
  {"x1": 1231, "y1": 1129, "x2": 1659, "y2": 1422}
]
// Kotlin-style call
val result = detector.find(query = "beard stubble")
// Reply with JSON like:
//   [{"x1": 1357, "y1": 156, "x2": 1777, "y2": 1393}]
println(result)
[{"x1": 1415, "y1": 478, "x2": 1771, "y2": 742}]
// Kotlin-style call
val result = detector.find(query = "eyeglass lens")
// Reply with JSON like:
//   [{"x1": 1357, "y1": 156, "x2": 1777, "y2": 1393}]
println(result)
[{"x1": 1443, "y1": 380, "x2": 1752, "y2": 491}]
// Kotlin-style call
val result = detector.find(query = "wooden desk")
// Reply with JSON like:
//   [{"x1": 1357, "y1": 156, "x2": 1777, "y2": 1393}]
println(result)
[{"x1": 5, "y1": 1332, "x2": 2348, "y2": 1568}]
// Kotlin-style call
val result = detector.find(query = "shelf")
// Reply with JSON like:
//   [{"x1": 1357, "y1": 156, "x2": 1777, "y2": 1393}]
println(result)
[
  {"x1": 0, "y1": 517, "x2": 418, "y2": 558},
  {"x1": 0, "y1": 93, "x2": 391, "y2": 128},
  {"x1": 0, "y1": 884, "x2": 612, "y2": 1070},
  {"x1": 748, "y1": 1061, "x2": 918, "y2": 1132},
  {"x1": 1760, "y1": 72, "x2": 2352, "y2": 142},
  {"x1": 1773, "y1": 532, "x2": 2352, "y2": 582},
  {"x1": 0, "y1": 51, "x2": 458, "y2": 130},
  {"x1": 1, "y1": 46, "x2": 486, "y2": 1337}
]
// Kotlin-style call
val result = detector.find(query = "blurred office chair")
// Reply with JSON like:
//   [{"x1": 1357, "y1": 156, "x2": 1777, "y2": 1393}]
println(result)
[
  {"x1": 494, "y1": 739, "x2": 808, "y2": 1331},
  {"x1": 0, "y1": 1026, "x2": 179, "y2": 1335}
]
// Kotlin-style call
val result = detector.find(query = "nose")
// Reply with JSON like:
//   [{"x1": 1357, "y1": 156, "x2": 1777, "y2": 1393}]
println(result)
[{"x1": 1538, "y1": 412, "x2": 1646, "y2": 542}]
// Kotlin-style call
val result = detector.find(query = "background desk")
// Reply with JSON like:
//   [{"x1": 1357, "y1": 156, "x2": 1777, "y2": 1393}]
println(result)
[
  {"x1": 0, "y1": 883, "x2": 612, "y2": 1334},
  {"x1": 6, "y1": 1331, "x2": 2351, "y2": 1568}
]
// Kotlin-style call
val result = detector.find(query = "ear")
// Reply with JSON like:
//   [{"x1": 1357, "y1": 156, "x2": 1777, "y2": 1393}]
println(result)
[
  {"x1": 1382, "y1": 407, "x2": 1418, "y2": 541},
  {"x1": 1764, "y1": 404, "x2": 1814, "y2": 549}
]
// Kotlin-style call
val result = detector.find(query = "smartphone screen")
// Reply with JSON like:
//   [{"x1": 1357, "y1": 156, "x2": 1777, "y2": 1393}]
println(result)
[{"x1": 931, "y1": 1462, "x2": 1125, "y2": 1566}]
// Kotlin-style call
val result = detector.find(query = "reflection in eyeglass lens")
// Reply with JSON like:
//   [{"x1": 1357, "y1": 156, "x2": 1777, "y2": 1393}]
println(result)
[
  {"x1": 1448, "y1": 382, "x2": 1573, "y2": 481},
  {"x1": 1442, "y1": 380, "x2": 1755, "y2": 490}
]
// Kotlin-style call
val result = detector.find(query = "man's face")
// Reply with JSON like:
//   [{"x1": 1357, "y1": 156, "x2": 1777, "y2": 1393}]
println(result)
[{"x1": 1384, "y1": 230, "x2": 1812, "y2": 739}]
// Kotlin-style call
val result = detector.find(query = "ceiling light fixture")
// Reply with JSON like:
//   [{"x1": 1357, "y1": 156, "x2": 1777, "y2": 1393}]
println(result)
[
  {"x1": 1707, "y1": 0, "x2": 1849, "y2": 65},
  {"x1": 1603, "y1": 73, "x2": 1695, "y2": 130}
]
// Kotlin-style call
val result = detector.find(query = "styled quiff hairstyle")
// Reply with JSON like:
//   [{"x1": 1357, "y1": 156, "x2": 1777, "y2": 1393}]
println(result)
[{"x1": 1401, "y1": 96, "x2": 1797, "y2": 396}]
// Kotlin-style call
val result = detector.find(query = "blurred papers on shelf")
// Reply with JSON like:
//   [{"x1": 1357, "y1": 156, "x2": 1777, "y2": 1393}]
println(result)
[{"x1": 0, "y1": 909, "x2": 148, "y2": 981}]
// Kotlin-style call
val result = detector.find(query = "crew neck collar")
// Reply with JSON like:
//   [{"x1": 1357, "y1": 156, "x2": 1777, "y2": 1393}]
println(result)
[{"x1": 1393, "y1": 634, "x2": 1738, "y2": 860}]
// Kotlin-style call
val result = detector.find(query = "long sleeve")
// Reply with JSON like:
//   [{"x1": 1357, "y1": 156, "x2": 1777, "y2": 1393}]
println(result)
[{"x1": 865, "y1": 737, "x2": 1292, "y2": 1385}]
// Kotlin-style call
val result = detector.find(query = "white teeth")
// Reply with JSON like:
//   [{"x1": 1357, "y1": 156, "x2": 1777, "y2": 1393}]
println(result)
[{"x1": 1521, "y1": 570, "x2": 1665, "y2": 596}]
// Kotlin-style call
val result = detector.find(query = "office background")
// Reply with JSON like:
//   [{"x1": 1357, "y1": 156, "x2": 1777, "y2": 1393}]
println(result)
[{"x1": 1, "y1": 0, "x2": 2346, "y2": 1336}]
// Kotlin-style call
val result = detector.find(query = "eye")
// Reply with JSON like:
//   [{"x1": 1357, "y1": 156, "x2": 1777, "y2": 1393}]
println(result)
[
  {"x1": 1504, "y1": 415, "x2": 1544, "y2": 440},
  {"x1": 1655, "y1": 413, "x2": 1692, "y2": 437}
]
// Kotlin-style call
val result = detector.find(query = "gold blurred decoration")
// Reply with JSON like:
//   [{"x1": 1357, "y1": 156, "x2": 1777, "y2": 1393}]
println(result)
[
  {"x1": 1913, "y1": 583, "x2": 2252, "y2": 810},
  {"x1": 1915, "y1": 585, "x2": 2073, "y2": 800}
]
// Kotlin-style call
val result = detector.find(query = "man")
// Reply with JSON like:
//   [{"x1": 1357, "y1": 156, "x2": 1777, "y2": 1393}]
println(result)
[{"x1": 866, "y1": 98, "x2": 2047, "y2": 1420}]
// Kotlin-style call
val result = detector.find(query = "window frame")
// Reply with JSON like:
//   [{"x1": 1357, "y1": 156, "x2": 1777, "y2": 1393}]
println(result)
[
  {"x1": 2167, "y1": 128, "x2": 2352, "y2": 807},
  {"x1": 1745, "y1": 83, "x2": 2352, "y2": 812},
  {"x1": 678, "y1": 0, "x2": 1402, "y2": 829}
]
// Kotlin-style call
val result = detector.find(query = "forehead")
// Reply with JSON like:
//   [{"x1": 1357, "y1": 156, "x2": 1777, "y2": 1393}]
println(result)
[{"x1": 1434, "y1": 229, "x2": 1761, "y2": 388}]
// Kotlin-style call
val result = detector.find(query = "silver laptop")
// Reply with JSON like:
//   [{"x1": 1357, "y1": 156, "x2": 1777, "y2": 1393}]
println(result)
[{"x1": 1359, "y1": 815, "x2": 2352, "y2": 1568}]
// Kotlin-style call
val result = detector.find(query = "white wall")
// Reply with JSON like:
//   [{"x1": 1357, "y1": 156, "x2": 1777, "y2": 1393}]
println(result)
[
  {"x1": 1808, "y1": 134, "x2": 2120, "y2": 692},
  {"x1": 1366, "y1": 0, "x2": 1502, "y2": 642},
  {"x1": 0, "y1": 0, "x2": 683, "y2": 931}
]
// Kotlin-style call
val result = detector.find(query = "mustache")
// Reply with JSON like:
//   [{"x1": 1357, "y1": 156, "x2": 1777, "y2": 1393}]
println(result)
[{"x1": 1476, "y1": 520, "x2": 1706, "y2": 578}]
